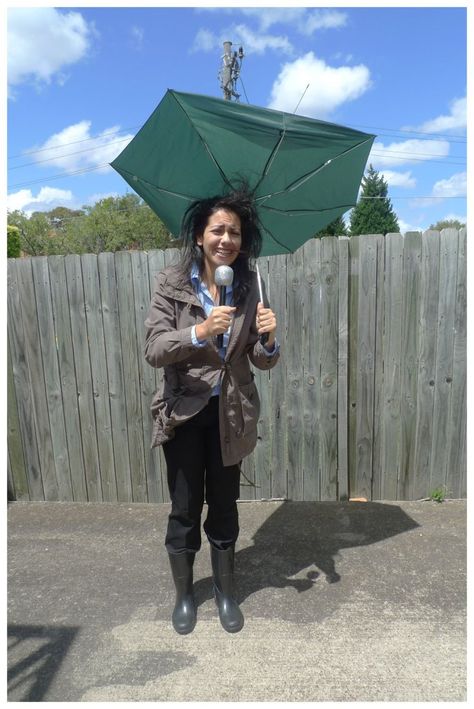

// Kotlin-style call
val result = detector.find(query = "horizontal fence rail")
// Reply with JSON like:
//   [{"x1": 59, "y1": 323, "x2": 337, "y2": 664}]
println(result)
[{"x1": 7, "y1": 230, "x2": 466, "y2": 503}]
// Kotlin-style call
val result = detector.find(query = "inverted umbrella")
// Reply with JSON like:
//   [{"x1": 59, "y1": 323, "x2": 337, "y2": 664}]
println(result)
[{"x1": 111, "y1": 89, "x2": 375, "y2": 256}]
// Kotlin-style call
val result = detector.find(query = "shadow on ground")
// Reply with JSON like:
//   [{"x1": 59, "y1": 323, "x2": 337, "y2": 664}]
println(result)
[
  {"x1": 193, "y1": 500, "x2": 420, "y2": 606},
  {"x1": 7, "y1": 624, "x2": 79, "y2": 701}
]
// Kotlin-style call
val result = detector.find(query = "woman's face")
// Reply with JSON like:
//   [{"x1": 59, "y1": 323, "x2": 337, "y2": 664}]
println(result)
[{"x1": 196, "y1": 209, "x2": 242, "y2": 273}]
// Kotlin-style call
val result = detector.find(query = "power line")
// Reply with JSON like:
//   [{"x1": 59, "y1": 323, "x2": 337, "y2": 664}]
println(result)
[
  {"x1": 348, "y1": 122, "x2": 466, "y2": 142},
  {"x1": 8, "y1": 137, "x2": 133, "y2": 171},
  {"x1": 9, "y1": 164, "x2": 112, "y2": 189},
  {"x1": 8, "y1": 125, "x2": 141, "y2": 160}
]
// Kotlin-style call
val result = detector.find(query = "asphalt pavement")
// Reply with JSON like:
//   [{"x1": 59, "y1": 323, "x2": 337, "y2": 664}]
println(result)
[{"x1": 7, "y1": 498, "x2": 467, "y2": 702}]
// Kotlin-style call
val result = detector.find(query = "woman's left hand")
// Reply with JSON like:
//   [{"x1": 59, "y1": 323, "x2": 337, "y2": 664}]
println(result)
[{"x1": 256, "y1": 302, "x2": 277, "y2": 346}]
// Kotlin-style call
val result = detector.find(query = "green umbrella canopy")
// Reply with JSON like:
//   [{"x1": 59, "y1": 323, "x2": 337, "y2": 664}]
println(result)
[{"x1": 111, "y1": 89, "x2": 375, "y2": 256}]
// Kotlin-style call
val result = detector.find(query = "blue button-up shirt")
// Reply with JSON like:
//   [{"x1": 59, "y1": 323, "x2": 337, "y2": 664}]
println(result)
[{"x1": 190, "y1": 263, "x2": 279, "y2": 394}]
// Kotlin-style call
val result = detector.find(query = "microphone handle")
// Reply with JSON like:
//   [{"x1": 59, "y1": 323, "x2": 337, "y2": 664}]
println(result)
[{"x1": 217, "y1": 285, "x2": 226, "y2": 349}]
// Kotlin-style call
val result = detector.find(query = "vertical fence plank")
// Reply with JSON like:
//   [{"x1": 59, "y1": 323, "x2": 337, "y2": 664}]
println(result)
[
  {"x1": 286, "y1": 247, "x2": 304, "y2": 500},
  {"x1": 115, "y1": 251, "x2": 148, "y2": 502},
  {"x1": 430, "y1": 229, "x2": 459, "y2": 493},
  {"x1": 353, "y1": 235, "x2": 377, "y2": 500},
  {"x1": 65, "y1": 254, "x2": 102, "y2": 501},
  {"x1": 82, "y1": 254, "x2": 117, "y2": 502},
  {"x1": 348, "y1": 236, "x2": 359, "y2": 498},
  {"x1": 447, "y1": 228, "x2": 466, "y2": 497},
  {"x1": 337, "y1": 237, "x2": 349, "y2": 501},
  {"x1": 17, "y1": 258, "x2": 58, "y2": 500},
  {"x1": 7, "y1": 338, "x2": 29, "y2": 500},
  {"x1": 269, "y1": 253, "x2": 288, "y2": 499},
  {"x1": 302, "y1": 239, "x2": 321, "y2": 501},
  {"x1": 8, "y1": 259, "x2": 43, "y2": 499},
  {"x1": 48, "y1": 255, "x2": 88, "y2": 501},
  {"x1": 371, "y1": 235, "x2": 385, "y2": 501},
  {"x1": 412, "y1": 231, "x2": 440, "y2": 498},
  {"x1": 319, "y1": 237, "x2": 338, "y2": 500},
  {"x1": 98, "y1": 252, "x2": 132, "y2": 502},
  {"x1": 399, "y1": 232, "x2": 422, "y2": 499},
  {"x1": 380, "y1": 233, "x2": 404, "y2": 500},
  {"x1": 32, "y1": 256, "x2": 73, "y2": 501},
  {"x1": 132, "y1": 249, "x2": 164, "y2": 503}
]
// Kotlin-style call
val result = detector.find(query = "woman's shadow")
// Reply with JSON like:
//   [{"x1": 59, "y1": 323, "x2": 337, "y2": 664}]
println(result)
[{"x1": 193, "y1": 501, "x2": 419, "y2": 606}]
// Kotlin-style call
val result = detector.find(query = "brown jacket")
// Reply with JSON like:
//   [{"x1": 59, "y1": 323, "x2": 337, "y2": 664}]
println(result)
[{"x1": 144, "y1": 265, "x2": 280, "y2": 466}]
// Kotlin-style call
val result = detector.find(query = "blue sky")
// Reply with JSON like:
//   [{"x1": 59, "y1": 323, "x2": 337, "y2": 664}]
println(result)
[{"x1": 6, "y1": 3, "x2": 468, "y2": 234}]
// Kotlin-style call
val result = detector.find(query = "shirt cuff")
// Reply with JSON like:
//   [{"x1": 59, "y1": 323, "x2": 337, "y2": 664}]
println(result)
[
  {"x1": 263, "y1": 339, "x2": 279, "y2": 356},
  {"x1": 191, "y1": 325, "x2": 207, "y2": 347}
]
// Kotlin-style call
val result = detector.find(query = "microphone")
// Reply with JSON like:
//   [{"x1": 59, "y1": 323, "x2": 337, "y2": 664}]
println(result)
[{"x1": 215, "y1": 265, "x2": 234, "y2": 349}]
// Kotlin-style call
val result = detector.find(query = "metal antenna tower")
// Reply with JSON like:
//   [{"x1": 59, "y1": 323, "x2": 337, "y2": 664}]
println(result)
[{"x1": 219, "y1": 41, "x2": 244, "y2": 101}]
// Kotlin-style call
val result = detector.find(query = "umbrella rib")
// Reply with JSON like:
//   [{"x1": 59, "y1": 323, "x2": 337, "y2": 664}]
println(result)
[
  {"x1": 172, "y1": 92, "x2": 234, "y2": 191},
  {"x1": 261, "y1": 203, "x2": 355, "y2": 216},
  {"x1": 253, "y1": 117, "x2": 287, "y2": 194},
  {"x1": 114, "y1": 169, "x2": 200, "y2": 203},
  {"x1": 255, "y1": 137, "x2": 374, "y2": 203}
]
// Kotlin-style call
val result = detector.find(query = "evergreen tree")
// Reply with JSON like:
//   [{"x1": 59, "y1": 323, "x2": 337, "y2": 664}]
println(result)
[
  {"x1": 315, "y1": 215, "x2": 348, "y2": 237},
  {"x1": 349, "y1": 164, "x2": 400, "y2": 235}
]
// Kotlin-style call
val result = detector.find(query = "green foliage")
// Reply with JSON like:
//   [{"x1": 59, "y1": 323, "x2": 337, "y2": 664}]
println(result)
[
  {"x1": 429, "y1": 218, "x2": 466, "y2": 231},
  {"x1": 7, "y1": 195, "x2": 174, "y2": 256},
  {"x1": 349, "y1": 164, "x2": 400, "y2": 236},
  {"x1": 7, "y1": 224, "x2": 21, "y2": 258},
  {"x1": 429, "y1": 486, "x2": 447, "y2": 503},
  {"x1": 315, "y1": 215, "x2": 348, "y2": 237}
]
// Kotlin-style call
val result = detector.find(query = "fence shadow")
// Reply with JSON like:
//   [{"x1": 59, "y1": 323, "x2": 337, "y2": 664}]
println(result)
[
  {"x1": 7, "y1": 624, "x2": 79, "y2": 701},
  {"x1": 194, "y1": 501, "x2": 420, "y2": 606}
]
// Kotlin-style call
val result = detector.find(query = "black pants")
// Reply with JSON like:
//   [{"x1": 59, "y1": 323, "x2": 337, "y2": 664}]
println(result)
[{"x1": 163, "y1": 396, "x2": 241, "y2": 554}]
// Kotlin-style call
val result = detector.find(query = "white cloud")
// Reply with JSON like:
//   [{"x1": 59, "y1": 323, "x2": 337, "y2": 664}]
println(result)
[
  {"x1": 432, "y1": 171, "x2": 466, "y2": 199},
  {"x1": 407, "y1": 97, "x2": 466, "y2": 134},
  {"x1": 192, "y1": 29, "x2": 216, "y2": 53},
  {"x1": 197, "y1": 8, "x2": 347, "y2": 35},
  {"x1": 409, "y1": 171, "x2": 466, "y2": 208},
  {"x1": 230, "y1": 24, "x2": 293, "y2": 55},
  {"x1": 370, "y1": 138, "x2": 450, "y2": 168},
  {"x1": 7, "y1": 187, "x2": 73, "y2": 215},
  {"x1": 379, "y1": 170, "x2": 416, "y2": 189},
  {"x1": 268, "y1": 52, "x2": 371, "y2": 117},
  {"x1": 27, "y1": 122, "x2": 135, "y2": 174},
  {"x1": 8, "y1": 7, "x2": 94, "y2": 88},
  {"x1": 191, "y1": 24, "x2": 293, "y2": 55},
  {"x1": 301, "y1": 9, "x2": 348, "y2": 35}
]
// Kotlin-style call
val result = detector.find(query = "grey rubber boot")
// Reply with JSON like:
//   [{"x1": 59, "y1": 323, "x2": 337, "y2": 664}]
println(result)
[
  {"x1": 211, "y1": 545, "x2": 244, "y2": 633},
  {"x1": 168, "y1": 551, "x2": 197, "y2": 635}
]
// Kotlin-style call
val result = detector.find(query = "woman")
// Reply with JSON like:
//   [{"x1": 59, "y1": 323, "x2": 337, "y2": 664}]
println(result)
[{"x1": 144, "y1": 187, "x2": 279, "y2": 635}]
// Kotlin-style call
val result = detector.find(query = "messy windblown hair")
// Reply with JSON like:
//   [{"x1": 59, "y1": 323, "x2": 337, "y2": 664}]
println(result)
[{"x1": 174, "y1": 183, "x2": 263, "y2": 306}]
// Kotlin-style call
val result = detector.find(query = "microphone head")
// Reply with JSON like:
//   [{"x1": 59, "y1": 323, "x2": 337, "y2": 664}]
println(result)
[{"x1": 215, "y1": 265, "x2": 234, "y2": 287}]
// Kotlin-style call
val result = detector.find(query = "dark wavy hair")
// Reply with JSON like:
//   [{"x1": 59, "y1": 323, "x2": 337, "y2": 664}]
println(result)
[{"x1": 174, "y1": 184, "x2": 263, "y2": 306}]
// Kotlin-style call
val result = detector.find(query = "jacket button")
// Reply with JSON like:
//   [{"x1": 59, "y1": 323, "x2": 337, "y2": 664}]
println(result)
[{"x1": 224, "y1": 437, "x2": 230, "y2": 443}]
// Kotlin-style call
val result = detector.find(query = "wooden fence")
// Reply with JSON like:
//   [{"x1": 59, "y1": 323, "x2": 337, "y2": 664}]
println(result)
[{"x1": 7, "y1": 230, "x2": 466, "y2": 503}]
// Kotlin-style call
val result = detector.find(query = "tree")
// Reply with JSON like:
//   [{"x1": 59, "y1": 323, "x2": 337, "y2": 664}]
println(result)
[
  {"x1": 7, "y1": 210, "x2": 53, "y2": 256},
  {"x1": 7, "y1": 225, "x2": 21, "y2": 258},
  {"x1": 429, "y1": 218, "x2": 465, "y2": 231},
  {"x1": 315, "y1": 215, "x2": 348, "y2": 237},
  {"x1": 7, "y1": 195, "x2": 174, "y2": 256},
  {"x1": 349, "y1": 164, "x2": 400, "y2": 236}
]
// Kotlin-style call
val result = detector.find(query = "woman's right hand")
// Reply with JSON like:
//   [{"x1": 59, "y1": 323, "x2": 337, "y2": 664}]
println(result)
[{"x1": 195, "y1": 306, "x2": 237, "y2": 340}]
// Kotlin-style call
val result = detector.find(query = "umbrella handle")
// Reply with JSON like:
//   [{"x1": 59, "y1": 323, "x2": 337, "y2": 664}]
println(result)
[{"x1": 256, "y1": 264, "x2": 270, "y2": 347}]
